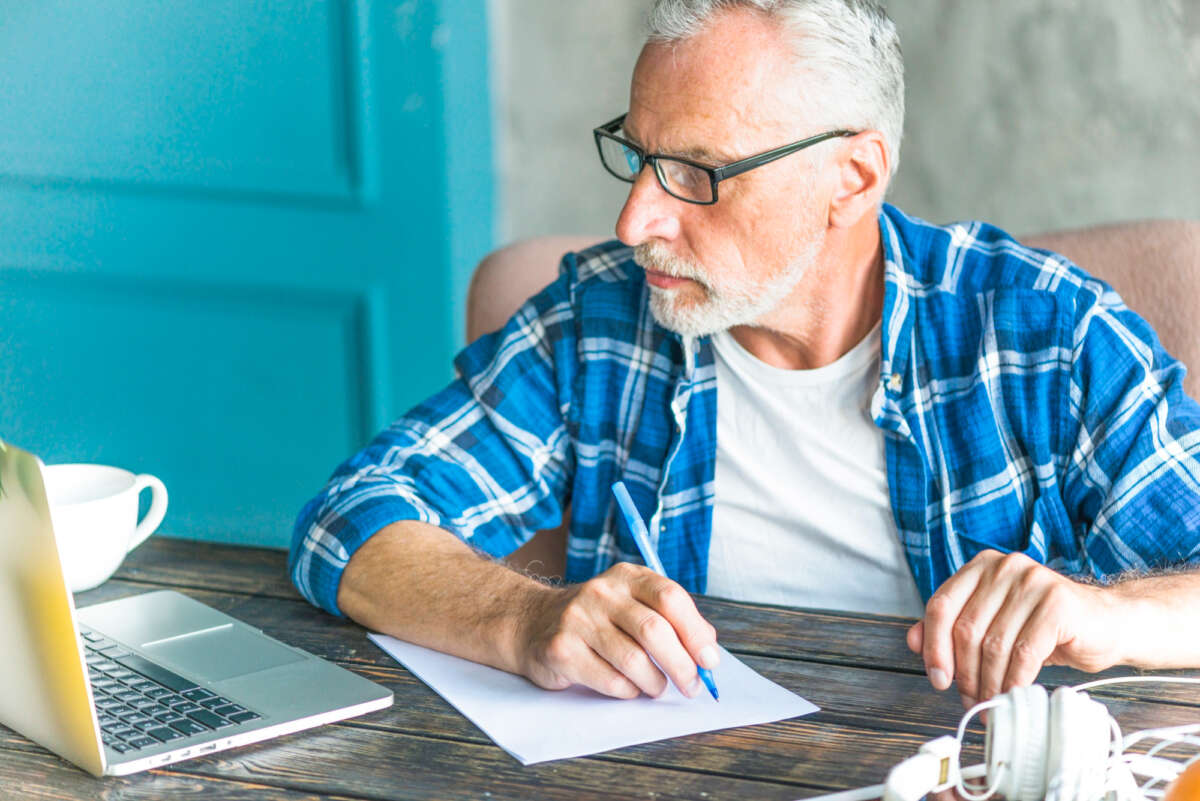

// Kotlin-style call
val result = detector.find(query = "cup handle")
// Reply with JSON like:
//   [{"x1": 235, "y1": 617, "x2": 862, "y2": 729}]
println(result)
[{"x1": 128, "y1": 474, "x2": 169, "y2": 552}]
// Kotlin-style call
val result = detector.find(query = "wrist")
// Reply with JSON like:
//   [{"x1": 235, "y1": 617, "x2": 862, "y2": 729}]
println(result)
[
  {"x1": 1099, "y1": 579, "x2": 1160, "y2": 669},
  {"x1": 493, "y1": 576, "x2": 562, "y2": 677}
]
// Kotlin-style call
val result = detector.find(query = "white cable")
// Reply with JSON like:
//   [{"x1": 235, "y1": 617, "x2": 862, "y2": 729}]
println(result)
[
  {"x1": 795, "y1": 764, "x2": 988, "y2": 801},
  {"x1": 955, "y1": 699, "x2": 1008, "y2": 801},
  {"x1": 798, "y1": 783, "x2": 888, "y2": 801},
  {"x1": 1072, "y1": 676, "x2": 1200, "y2": 693}
]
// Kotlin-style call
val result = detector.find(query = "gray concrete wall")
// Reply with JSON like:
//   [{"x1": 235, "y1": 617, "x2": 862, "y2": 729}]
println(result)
[{"x1": 489, "y1": 0, "x2": 1200, "y2": 243}]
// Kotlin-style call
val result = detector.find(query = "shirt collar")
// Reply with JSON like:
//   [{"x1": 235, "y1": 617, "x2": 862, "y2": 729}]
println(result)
[{"x1": 878, "y1": 203, "x2": 917, "y2": 397}]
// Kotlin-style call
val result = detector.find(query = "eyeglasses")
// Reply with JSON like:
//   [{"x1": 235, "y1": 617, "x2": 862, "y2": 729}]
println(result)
[{"x1": 593, "y1": 113, "x2": 856, "y2": 205}]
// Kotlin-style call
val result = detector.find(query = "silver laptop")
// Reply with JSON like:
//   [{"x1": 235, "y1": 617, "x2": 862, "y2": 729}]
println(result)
[{"x1": 0, "y1": 440, "x2": 393, "y2": 776}]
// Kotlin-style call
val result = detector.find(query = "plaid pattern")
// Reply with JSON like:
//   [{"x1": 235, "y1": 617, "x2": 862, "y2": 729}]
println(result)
[{"x1": 290, "y1": 204, "x2": 1200, "y2": 616}]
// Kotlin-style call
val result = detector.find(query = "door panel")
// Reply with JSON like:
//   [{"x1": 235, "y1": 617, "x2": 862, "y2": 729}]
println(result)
[{"x1": 0, "y1": 0, "x2": 494, "y2": 547}]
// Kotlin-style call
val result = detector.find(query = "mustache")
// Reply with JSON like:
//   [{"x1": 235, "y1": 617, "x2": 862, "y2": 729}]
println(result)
[{"x1": 633, "y1": 243, "x2": 708, "y2": 283}]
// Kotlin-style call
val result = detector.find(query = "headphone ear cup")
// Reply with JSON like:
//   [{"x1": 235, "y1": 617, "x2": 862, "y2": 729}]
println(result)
[
  {"x1": 986, "y1": 684, "x2": 1050, "y2": 801},
  {"x1": 1046, "y1": 688, "x2": 1072, "y2": 800},
  {"x1": 1046, "y1": 687, "x2": 1113, "y2": 801}
]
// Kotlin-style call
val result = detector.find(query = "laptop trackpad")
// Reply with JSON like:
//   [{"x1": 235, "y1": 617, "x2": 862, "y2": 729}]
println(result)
[{"x1": 142, "y1": 624, "x2": 305, "y2": 681}]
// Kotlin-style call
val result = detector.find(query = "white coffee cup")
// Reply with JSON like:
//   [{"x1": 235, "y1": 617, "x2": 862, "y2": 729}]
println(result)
[{"x1": 41, "y1": 464, "x2": 169, "y2": 592}]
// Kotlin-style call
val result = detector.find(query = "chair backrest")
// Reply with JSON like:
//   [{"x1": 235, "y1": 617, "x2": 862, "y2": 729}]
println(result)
[
  {"x1": 1023, "y1": 220, "x2": 1200, "y2": 399},
  {"x1": 466, "y1": 235, "x2": 596, "y2": 342},
  {"x1": 467, "y1": 222, "x2": 1200, "y2": 398}
]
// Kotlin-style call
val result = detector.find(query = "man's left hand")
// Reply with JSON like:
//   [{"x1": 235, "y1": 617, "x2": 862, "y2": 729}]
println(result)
[{"x1": 906, "y1": 550, "x2": 1121, "y2": 707}]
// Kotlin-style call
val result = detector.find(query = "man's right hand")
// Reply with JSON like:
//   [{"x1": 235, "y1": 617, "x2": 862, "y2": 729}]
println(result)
[
  {"x1": 517, "y1": 561, "x2": 720, "y2": 699},
  {"x1": 337, "y1": 521, "x2": 719, "y2": 700}
]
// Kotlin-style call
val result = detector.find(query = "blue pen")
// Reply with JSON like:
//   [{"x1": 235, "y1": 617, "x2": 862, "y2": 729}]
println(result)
[{"x1": 611, "y1": 481, "x2": 720, "y2": 701}]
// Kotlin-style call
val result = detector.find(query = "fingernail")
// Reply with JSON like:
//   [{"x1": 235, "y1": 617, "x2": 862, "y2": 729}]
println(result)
[
  {"x1": 960, "y1": 693, "x2": 976, "y2": 709},
  {"x1": 698, "y1": 645, "x2": 720, "y2": 669},
  {"x1": 929, "y1": 667, "x2": 950, "y2": 690},
  {"x1": 689, "y1": 676, "x2": 703, "y2": 697}
]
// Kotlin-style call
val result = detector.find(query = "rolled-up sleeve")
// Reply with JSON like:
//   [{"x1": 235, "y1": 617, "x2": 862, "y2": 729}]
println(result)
[
  {"x1": 1062, "y1": 280, "x2": 1200, "y2": 576},
  {"x1": 289, "y1": 257, "x2": 581, "y2": 615}
]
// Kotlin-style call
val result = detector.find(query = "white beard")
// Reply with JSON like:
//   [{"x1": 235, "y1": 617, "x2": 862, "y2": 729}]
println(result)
[{"x1": 634, "y1": 239, "x2": 818, "y2": 338}]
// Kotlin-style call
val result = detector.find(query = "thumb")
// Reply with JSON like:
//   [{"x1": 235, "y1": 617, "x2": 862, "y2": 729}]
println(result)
[{"x1": 906, "y1": 620, "x2": 924, "y2": 654}]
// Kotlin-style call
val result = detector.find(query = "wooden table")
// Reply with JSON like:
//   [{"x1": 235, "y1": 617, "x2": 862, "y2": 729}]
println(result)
[{"x1": 7, "y1": 538, "x2": 1200, "y2": 800}]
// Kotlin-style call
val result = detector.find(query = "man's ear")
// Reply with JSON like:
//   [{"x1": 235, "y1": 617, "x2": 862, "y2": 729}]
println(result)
[{"x1": 828, "y1": 131, "x2": 891, "y2": 228}]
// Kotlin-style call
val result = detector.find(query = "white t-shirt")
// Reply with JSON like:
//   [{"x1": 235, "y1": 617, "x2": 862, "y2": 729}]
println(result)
[{"x1": 706, "y1": 325, "x2": 926, "y2": 617}]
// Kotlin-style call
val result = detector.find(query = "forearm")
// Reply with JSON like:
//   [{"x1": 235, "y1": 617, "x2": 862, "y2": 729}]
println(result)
[
  {"x1": 1107, "y1": 568, "x2": 1200, "y2": 669},
  {"x1": 336, "y1": 521, "x2": 558, "y2": 676}
]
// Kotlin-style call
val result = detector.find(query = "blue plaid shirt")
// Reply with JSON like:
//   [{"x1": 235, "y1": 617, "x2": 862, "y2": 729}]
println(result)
[{"x1": 291, "y1": 204, "x2": 1200, "y2": 617}]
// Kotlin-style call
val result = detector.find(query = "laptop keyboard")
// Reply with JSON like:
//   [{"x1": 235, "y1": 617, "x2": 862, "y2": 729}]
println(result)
[{"x1": 79, "y1": 627, "x2": 262, "y2": 754}]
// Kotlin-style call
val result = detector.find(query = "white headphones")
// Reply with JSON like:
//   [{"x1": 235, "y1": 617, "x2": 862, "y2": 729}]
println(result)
[
  {"x1": 809, "y1": 677, "x2": 1200, "y2": 801},
  {"x1": 968, "y1": 684, "x2": 1117, "y2": 801}
]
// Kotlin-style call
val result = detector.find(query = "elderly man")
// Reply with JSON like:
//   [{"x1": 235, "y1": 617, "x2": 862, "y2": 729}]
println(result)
[{"x1": 290, "y1": 0, "x2": 1200, "y2": 709}]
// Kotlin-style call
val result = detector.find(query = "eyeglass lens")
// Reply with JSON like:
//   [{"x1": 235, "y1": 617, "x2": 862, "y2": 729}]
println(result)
[{"x1": 598, "y1": 133, "x2": 713, "y2": 203}]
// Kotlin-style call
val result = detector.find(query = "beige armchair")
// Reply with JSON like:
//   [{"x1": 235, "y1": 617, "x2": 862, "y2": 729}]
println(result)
[{"x1": 473, "y1": 221, "x2": 1200, "y2": 576}]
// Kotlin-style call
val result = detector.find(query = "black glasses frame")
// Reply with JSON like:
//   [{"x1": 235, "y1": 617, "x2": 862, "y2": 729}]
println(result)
[{"x1": 593, "y1": 113, "x2": 857, "y2": 205}]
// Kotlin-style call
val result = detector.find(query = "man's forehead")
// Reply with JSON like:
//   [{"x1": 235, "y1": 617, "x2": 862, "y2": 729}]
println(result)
[{"x1": 625, "y1": 32, "x2": 801, "y2": 158}]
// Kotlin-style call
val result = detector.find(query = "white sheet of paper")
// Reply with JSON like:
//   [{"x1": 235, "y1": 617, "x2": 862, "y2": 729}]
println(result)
[{"x1": 368, "y1": 633, "x2": 818, "y2": 764}]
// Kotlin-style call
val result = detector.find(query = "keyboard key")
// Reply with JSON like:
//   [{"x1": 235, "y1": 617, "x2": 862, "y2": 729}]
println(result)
[
  {"x1": 181, "y1": 688, "x2": 215, "y2": 702},
  {"x1": 154, "y1": 711, "x2": 179, "y2": 723},
  {"x1": 146, "y1": 726, "x2": 185, "y2": 743},
  {"x1": 130, "y1": 680, "x2": 160, "y2": 693},
  {"x1": 212, "y1": 704, "x2": 243, "y2": 717},
  {"x1": 226, "y1": 710, "x2": 261, "y2": 724},
  {"x1": 109, "y1": 726, "x2": 139, "y2": 740},
  {"x1": 188, "y1": 709, "x2": 233, "y2": 729},
  {"x1": 97, "y1": 714, "x2": 120, "y2": 728},
  {"x1": 169, "y1": 718, "x2": 210, "y2": 736},
  {"x1": 108, "y1": 742, "x2": 130, "y2": 754},
  {"x1": 145, "y1": 687, "x2": 173, "y2": 700},
  {"x1": 114, "y1": 691, "x2": 141, "y2": 703},
  {"x1": 96, "y1": 645, "x2": 131, "y2": 659},
  {"x1": 114, "y1": 654, "x2": 199, "y2": 693},
  {"x1": 199, "y1": 697, "x2": 228, "y2": 710},
  {"x1": 170, "y1": 701, "x2": 201, "y2": 714},
  {"x1": 87, "y1": 637, "x2": 115, "y2": 650},
  {"x1": 109, "y1": 669, "x2": 137, "y2": 681},
  {"x1": 126, "y1": 736, "x2": 157, "y2": 749},
  {"x1": 81, "y1": 631, "x2": 103, "y2": 643}
]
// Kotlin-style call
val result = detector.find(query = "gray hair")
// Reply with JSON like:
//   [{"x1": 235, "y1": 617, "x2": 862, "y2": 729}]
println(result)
[{"x1": 646, "y1": 0, "x2": 905, "y2": 176}]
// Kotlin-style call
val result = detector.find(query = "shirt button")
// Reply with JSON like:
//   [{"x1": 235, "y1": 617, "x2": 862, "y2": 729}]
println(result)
[{"x1": 888, "y1": 373, "x2": 903, "y2": 392}]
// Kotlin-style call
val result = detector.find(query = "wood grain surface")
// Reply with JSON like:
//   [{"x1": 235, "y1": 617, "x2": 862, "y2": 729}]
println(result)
[{"x1": 4, "y1": 538, "x2": 1198, "y2": 800}]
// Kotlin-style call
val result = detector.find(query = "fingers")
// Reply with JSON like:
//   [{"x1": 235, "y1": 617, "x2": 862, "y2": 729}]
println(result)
[
  {"x1": 949, "y1": 582, "x2": 1013, "y2": 703},
  {"x1": 1000, "y1": 593, "x2": 1065, "y2": 693},
  {"x1": 521, "y1": 562, "x2": 718, "y2": 700},
  {"x1": 629, "y1": 566, "x2": 719, "y2": 667},
  {"x1": 921, "y1": 557, "x2": 988, "y2": 692},
  {"x1": 620, "y1": 566, "x2": 719, "y2": 695},
  {"x1": 974, "y1": 585, "x2": 1041, "y2": 705},
  {"x1": 919, "y1": 551, "x2": 1077, "y2": 706},
  {"x1": 526, "y1": 629, "x2": 642, "y2": 699},
  {"x1": 907, "y1": 620, "x2": 924, "y2": 654}
]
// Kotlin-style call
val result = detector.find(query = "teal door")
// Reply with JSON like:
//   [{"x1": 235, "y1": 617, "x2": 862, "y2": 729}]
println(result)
[{"x1": 0, "y1": 0, "x2": 493, "y2": 547}]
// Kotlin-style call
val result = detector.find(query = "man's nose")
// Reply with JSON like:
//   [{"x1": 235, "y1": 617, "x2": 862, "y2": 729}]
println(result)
[{"x1": 615, "y1": 166, "x2": 682, "y2": 246}]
